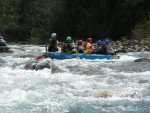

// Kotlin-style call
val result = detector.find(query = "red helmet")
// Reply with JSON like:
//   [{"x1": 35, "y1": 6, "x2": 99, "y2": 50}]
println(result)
[
  {"x1": 87, "y1": 38, "x2": 92, "y2": 41},
  {"x1": 77, "y1": 40, "x2": 82, "y2": 44}
]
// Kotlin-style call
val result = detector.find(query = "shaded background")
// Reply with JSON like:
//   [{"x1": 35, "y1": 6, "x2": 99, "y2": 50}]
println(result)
[{"x1": 0, "y1": 0, "x2": 150, "y2": 43}]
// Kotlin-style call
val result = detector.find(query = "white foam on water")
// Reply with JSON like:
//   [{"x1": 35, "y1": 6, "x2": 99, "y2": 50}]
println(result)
[{"x1": 0, "y1": 44, "x2": 149, "y2": 113}]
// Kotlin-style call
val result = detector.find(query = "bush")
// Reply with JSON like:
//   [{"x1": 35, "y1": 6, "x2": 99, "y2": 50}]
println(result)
[{"x1": 132, "y1": 15, "x2": 150, "y2": 39}]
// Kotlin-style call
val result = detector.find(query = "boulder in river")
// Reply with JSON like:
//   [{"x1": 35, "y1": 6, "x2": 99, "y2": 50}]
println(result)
[
  {"x1": 134, "y1": 58, "x2": 150, "y2": 62},
  {"x1": 24, "y1": 59, "x2": 51, "y2": 70}
]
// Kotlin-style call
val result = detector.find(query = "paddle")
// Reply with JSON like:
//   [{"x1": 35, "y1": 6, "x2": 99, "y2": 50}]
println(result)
[
  {"x1": 35, "y1": 55, "x2": 43, "y2": 60},
  {"x1": 113, "y1": 55, "x2": 119, "y2": 59},
  {"x1": 35, "y1": 44, "x2": 48, "y2": 61},
  {"x1": 76, "y1": 50, "x2": 78, "y2": 58},
  {"x1": 113, "y1": 51, "x2": 119, "y2": 59},
  {"x1": 35, "y1": 52, "x2": 47, "y2": 61}
]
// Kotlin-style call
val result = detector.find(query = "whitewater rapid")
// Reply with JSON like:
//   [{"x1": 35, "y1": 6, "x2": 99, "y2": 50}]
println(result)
[{"x1": 0, "y1": 44, "x2": 149, "y2": 113}]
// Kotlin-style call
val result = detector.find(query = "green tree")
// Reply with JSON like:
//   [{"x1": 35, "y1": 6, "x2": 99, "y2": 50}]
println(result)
[{"x1": 0, "y1": 0, "x2": 19, "y2": 34}]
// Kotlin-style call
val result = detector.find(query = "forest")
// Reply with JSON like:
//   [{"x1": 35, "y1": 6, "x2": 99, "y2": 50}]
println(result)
[{"x1": 0, "y1": 0, "x2": 150, "y2": 43}]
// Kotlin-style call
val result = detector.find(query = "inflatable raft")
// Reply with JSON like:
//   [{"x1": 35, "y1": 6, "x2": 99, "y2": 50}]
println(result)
[{"x1": 45, "y1": 53, "x2": 120, "y2": 60}]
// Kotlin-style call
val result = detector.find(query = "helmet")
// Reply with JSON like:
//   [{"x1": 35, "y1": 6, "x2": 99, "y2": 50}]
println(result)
[
  {"x1": 66, "y1": 36, "x2": 72, "y2": 41},
  {"x1": 87, "y1": 38, "x2": 92, "y2": 41},
  {"x1": 97, "y1": 40, "x2": 102, "y2": 44},
  {"x1": 51, "y1": 33, "x2": 57, "y2": 38},
  {"x1": 104, "y1": 39, "x2": 110, "y2": 43},
  {"x1": 77, "y1": 40, "x2": 82, "y2": 44}
]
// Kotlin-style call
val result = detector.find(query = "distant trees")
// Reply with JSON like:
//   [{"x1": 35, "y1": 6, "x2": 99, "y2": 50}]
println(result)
[
  {"x1": 0, "y1": 0, "x2": 149, "y2": 42},
  {"x1": 0, "y1": 0, "x2": 18, "y2": 33},
  {"x1": 132, "y1": 15, "x2": 150, "y2": 39}
]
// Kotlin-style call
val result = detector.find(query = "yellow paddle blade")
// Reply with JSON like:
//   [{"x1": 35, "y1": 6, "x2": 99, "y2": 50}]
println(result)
[
  {"x1": 113, "y1": 55, "x2": 119, "y2": 59},
  {"x1": 76, "y1": 51, "x2": 78, "y2": 58}
]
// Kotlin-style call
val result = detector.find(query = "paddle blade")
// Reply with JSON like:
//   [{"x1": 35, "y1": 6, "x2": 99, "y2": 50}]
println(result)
[
  {"x1": 35, "y1": 55, "x2": 43, "y2": 60},
  {"x1": 113, "y1": 55, "x2": 119, "y2": 59},
  {"x1": 76, "y1": 51, "x2": 78, "y2": 58}
]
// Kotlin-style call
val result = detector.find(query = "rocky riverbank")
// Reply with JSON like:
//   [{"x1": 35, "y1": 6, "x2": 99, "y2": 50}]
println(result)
[{"x1": 111, "y1": 38, "x2": 150, "y2": 53}]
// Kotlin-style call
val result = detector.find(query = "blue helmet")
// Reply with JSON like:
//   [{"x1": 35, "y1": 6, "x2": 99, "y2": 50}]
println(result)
[
  {"x1": 97, "y1": 40, "x2": 102, "y2": 44},
  {"x1": 104, "y1": 39, "x2": 110, "y2": 43}
]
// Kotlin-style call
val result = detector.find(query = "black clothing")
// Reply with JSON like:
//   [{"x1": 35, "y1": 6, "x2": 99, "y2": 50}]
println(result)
[
  {"x1": 48, "y1": 38, "x2": 58, "y2": 52},
  {"x1": 48, "y1": 47, "x2": 58, "y2": 52},
  {"x1": 101, "y1": 44, "x2": 108, "y2": 54},
  {"x1": 101, "y1": 44, "x2": 114, "y2": 55}
]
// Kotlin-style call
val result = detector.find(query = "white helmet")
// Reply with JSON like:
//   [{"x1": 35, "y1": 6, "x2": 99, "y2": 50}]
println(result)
[{"x1": 51, "y1": 33, "x2": 57, "y2": 38}]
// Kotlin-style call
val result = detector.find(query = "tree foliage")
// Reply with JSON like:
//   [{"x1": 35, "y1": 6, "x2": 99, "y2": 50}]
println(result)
[
  {"x1": 0, "y1": 0, "x2": 150, "y2": 42},
  {"x1": 132, "y1": 15, "x2": 150, "y2": 39}
]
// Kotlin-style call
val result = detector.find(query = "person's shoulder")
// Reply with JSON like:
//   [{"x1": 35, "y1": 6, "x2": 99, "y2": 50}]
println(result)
[{"x1": 87, "y1": 42, "x2": 91, "y2": 45}]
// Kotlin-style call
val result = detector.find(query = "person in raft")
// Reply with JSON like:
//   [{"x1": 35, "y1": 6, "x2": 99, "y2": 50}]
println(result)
[
  {"x1": 84, "y1": 38, "x2": 93, "y2": 54},
  {"x1": 46, "y1": 33, "x2": 59, "y2": 52},
  {"x1": 76, "y1": 40, "x2": 84, "y2": 53},
  {"x1": 101, "y1": 38, "x2": 115, "y2": 55},
  {"x1": 0, "y1": 35, "x2": 7, "y2": 46},
  {"x1": 93, "y1": 40, "x2": 103, "y2": 54},
  {"x1": 61, "y1": 36, "x2": 76, "y2": 53}
]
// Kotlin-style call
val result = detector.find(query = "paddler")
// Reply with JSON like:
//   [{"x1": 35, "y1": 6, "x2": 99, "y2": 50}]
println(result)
[
  {"x1": 0, "y1": 35, "x2": 7, "y2": 46},
  {"x1": 93, "y1": 40, "x2": 103, "y2": 54},
  {"x1": 46, "y1": 33, "x2": 59, "y2": 52},
  {"x1": 101, "y1": 38, "x2": 115, "y2": 55},
  {"x1": 61, "y1": 36, "x2": 76, "y2": 53},
  {"x1": 84, "y1": 37, "x2": 93, "y2": 54},
  {"x1": 76, "y1": 40, "x2": 84, "y2": 53}
]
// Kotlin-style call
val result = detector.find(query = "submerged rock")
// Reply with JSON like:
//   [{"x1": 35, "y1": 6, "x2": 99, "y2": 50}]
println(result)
[
  {"x1": 0, "y1": 46, "x2": 13, "y2": 53},
  {"x1": 24, "y1": 59, "x2": 51, "y2": 70},
  {"x1": 134, "y1": 58, "x2": 150, "y2": 62}
]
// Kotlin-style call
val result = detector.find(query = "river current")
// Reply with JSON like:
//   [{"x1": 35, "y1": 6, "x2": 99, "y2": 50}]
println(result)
[{"x1": 0, "y1": 44, "x2": 150, "y2": 113}]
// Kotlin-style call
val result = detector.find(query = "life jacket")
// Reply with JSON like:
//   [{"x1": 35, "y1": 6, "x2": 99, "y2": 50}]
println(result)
[
  {"x1": 84, "y1": 42, "x2": 93, "y2": 54},
  {"x1": 61, "y1": 42, "x2": 74, "y2": 53}
]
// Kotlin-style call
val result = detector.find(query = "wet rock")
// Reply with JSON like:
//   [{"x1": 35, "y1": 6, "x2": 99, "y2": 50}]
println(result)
[
  {"x1": 134, "y1": 58, "x2": 150, "y2": 62},
  {"x1": 24, "y1": 59, "x2": 51, "y2": 70},
  {"x1": 131, "y1": 92, "x2": 140, "y2": 98},
  {"x1": 98, "y1": 90, "x2": 120, "y2": 98},
  {"x1": 115, "y1": 48, "x2": 127, "y2": 53},
  {"x1": 137, "y1": 48, "x2": 145, "y2": 52},
  {"x1": 128, "y1": 48, "x2": 135, "y2": 52},
  {"x1": 138, "y1": 79, "x2": 149, "y2": 84},
  {"x1": 0, "y1": 47, "x2": 13, "y2": 53},
  {"x1": 99, "y1": 90, "x2": 113, "y2": 98},
  {"x1": 134, "y1": 45, "x2": 140, "y2": 50}
]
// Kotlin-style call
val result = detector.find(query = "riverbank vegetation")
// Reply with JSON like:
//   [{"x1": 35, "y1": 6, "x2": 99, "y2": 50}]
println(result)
[{"x1": 0, "y1": 0, "x2": 150, "y2": 43}]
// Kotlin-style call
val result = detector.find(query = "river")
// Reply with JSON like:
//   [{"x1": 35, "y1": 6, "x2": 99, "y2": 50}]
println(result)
[{"x1": 0, "y1": 44, "x2": 150, "y2": 113}]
